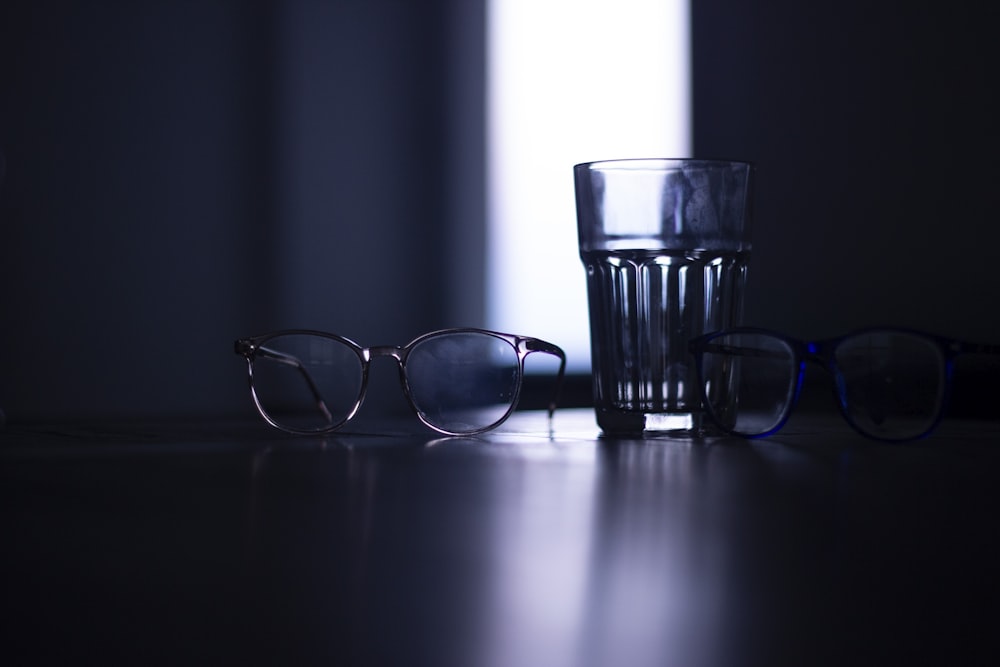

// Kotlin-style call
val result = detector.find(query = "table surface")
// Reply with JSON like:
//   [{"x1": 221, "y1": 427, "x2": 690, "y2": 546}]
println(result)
[{"x1": 2, "y1": 408, "x2": 999, "y2": 666}]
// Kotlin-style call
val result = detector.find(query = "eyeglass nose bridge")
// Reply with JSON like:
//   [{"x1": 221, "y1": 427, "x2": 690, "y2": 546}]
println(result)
[
  {"x1": 364, "y1": 346, "x2": 410, "y2": 388},
  {"x1": 366, "y1": 345, "x2": 406, "y2": 363},
  {"x1": 345, "y1": 346, "x2": 410, "y2": 415}
]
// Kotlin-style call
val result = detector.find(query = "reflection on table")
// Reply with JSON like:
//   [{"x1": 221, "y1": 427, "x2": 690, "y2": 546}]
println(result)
[{"x1": 2, "y1": 408, "x2": 998, "y2": 666}]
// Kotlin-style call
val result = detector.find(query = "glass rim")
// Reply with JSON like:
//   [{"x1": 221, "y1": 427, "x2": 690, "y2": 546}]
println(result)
[{"x1": 573, "y1": 157, "x2": 755, "y2": 172}]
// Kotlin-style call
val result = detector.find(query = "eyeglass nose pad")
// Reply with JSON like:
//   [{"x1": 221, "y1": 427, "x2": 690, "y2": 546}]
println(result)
[
  {"x1": 832, "y1": 369, "x2": 847, "y2": 405},
  {"x1": 831, "y1": 367, "x2": 854, "y2": 416}
]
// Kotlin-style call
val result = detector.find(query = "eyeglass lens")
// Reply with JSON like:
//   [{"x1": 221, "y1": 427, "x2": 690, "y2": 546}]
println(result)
[
  {"x1": 832, "y1": 331, "x2": 946, "y2": 440},
  {"x1": 699, "y1": 330, "x2": 949, "y2": 440},
  {"x1": 251, "y1": 333, "x2": 365, "y2": 433},
  {"x1": 699, "y1": 332, "x2": 799, "y2": 436},
  {"x1": 250, "y1": 331, "x2": 523, "y2": 434},
  {"x1": 405, "y1": 331, "x2": 521, "y2": 433}
]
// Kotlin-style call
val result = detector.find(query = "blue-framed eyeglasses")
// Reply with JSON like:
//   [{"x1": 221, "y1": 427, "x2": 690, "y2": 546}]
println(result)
[
  {"x1": 689, "y1": 327, "x2": 1000, "y2": 442},
  {"x1": 235, "y1": 328, "x2": 566, "y2": 436}
]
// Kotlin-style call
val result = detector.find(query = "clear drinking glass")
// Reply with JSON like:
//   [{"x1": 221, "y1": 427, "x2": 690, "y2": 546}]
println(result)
[{"x1": 575, "y1": 158, "x2": 754, "y2": 436}]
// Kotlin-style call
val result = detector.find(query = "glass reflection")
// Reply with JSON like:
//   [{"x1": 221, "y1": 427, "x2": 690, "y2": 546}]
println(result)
[
  {"x1": 573, "y1": 440, "x2": 723, "y2": 667},
  {"x1": 242, "y1": 414, "x2": 778, "y2": 667}
]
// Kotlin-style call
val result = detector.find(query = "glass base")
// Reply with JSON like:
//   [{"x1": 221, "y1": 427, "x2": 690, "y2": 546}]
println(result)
[{"x1": 595, "y1": 408, "x2": 718, "y2": 439}]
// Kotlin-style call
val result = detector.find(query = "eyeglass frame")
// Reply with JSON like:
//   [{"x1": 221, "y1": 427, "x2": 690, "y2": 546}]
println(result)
[
  {"x1": 235, "y1": 327, "x2": 567, "y2": 436},
  {"x1": 688, "y1": 326, "x2": 1000, "y2": 442}
]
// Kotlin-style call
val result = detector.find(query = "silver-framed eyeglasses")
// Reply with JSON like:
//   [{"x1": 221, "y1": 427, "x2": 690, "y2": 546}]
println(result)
[
  {"x1": 689, "y1": 327, "x2": 1000, "y2": 442},
  {"x1": 235, "y1": 328, "x2": 567, "y2": 436}
]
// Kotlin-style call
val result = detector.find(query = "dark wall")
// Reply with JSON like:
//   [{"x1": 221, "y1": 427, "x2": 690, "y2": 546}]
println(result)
[
  {"x1": 2, "y1": 0, "x2": 996, "y2": 421},
  {"x1": 692, "y1": 1, "x2": 999, "y2": 340},
  {"x1": 0, "y1": 0, "x2": 478, "y2": 421}
]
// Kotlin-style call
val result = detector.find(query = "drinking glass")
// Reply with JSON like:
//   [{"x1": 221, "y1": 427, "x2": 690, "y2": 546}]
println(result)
[{"x1": 575, "y1": 158, "x2": 754, "y2": 436}]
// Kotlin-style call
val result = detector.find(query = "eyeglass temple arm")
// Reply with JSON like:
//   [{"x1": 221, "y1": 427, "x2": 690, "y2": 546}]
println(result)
[
  {"x1": 702, "y1": 339, "x2": 1000, "y2": 363},
  {"x1": 524, "y1": 338, "x2": 567, "y2": 418},
  {"x1": 696, "y1": 342, "x2": 791, "y2": 360},
  {"x1": 248, "y1": 344, "x2": 334, "y2": 424},
  {"x1": 954, "y1": 341, "x2": 1000, "y2": 356}
]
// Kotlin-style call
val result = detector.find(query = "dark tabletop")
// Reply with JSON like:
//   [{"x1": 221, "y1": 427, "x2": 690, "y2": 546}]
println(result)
[{"x1": 2, "y1": 408, "x2": 999, "y2": 666}]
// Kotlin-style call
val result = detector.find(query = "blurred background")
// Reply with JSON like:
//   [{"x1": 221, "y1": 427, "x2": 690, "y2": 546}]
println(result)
[{"x1": 1, "y1": 0, "x2": 997, "y2": 421}]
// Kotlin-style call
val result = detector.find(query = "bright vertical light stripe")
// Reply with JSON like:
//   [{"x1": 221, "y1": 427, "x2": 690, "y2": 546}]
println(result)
[{"x1": 487, "y1": 0, "x2": 691, "y2": 372}]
